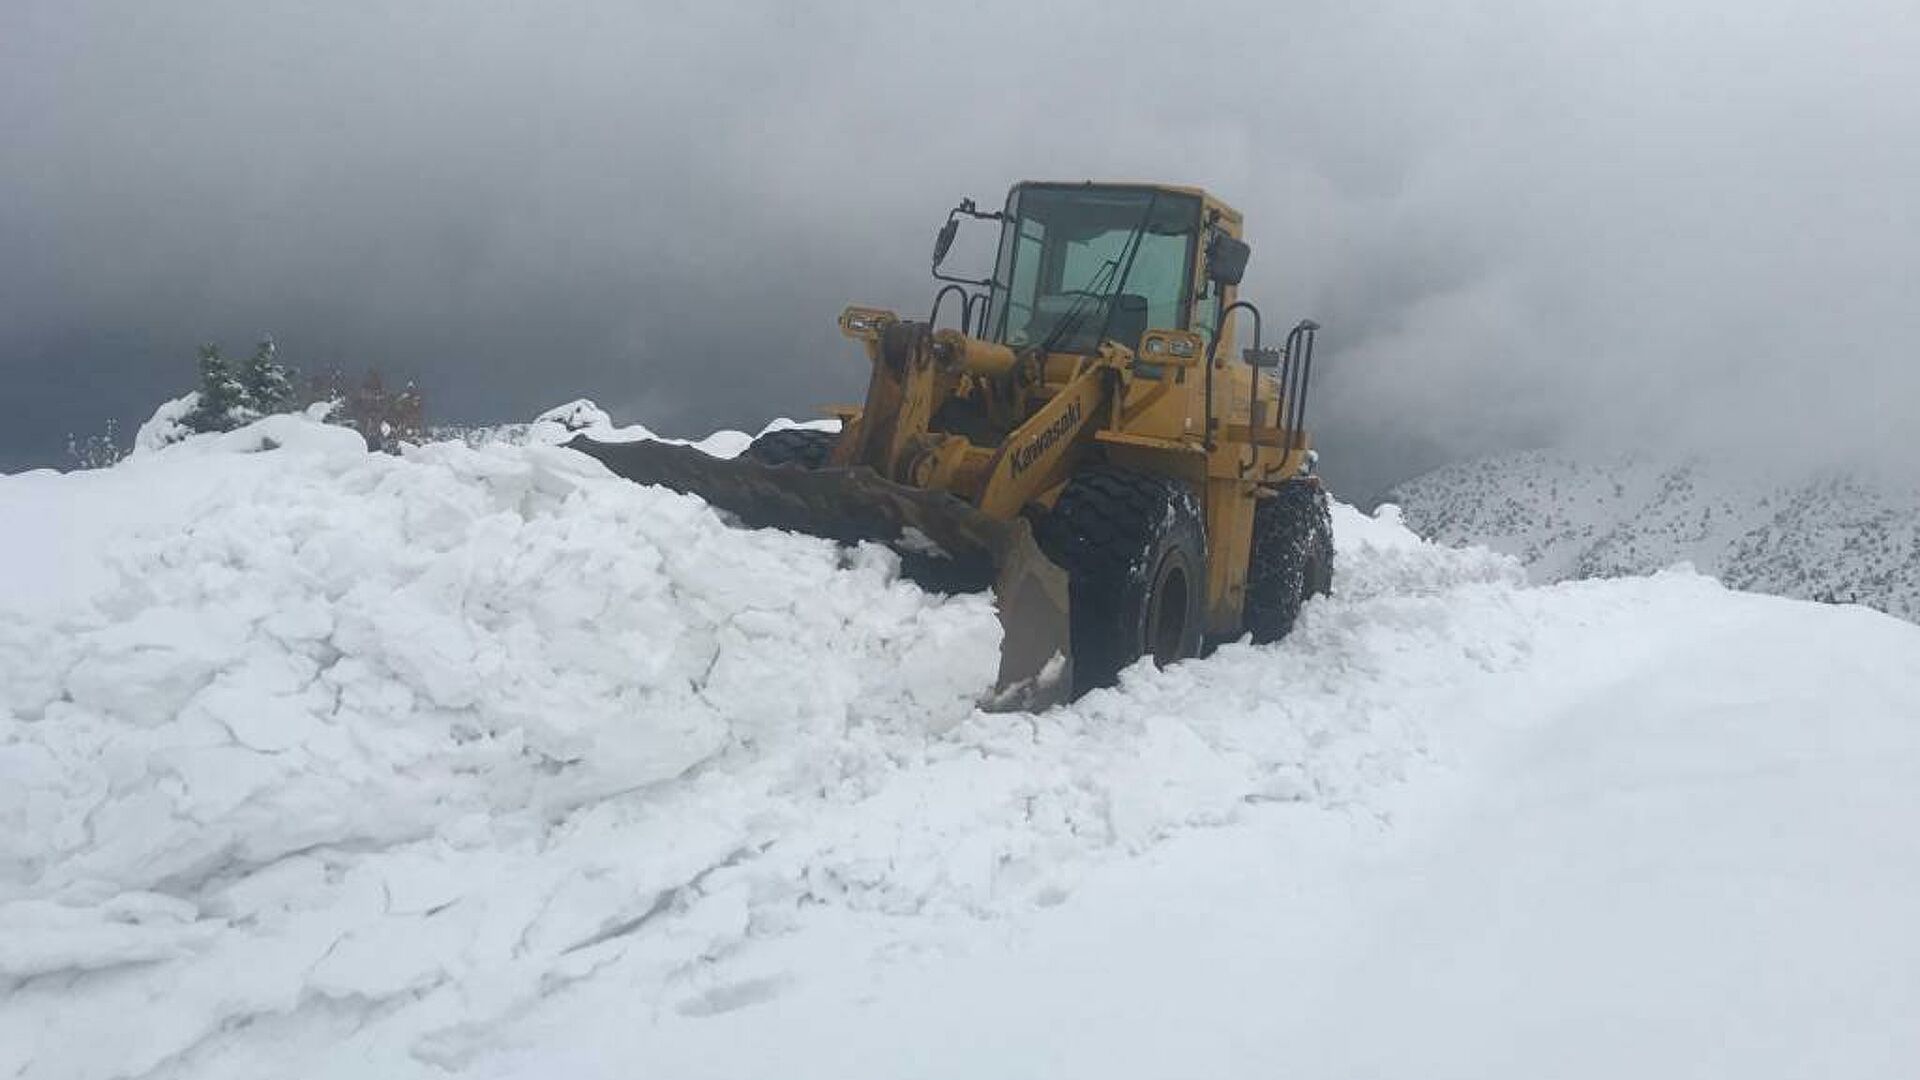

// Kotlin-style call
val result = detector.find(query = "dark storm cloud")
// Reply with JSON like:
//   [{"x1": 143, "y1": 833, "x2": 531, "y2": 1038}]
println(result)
[{"x1": 3, "y1": 0, "x2": 1917, "y2": 496}]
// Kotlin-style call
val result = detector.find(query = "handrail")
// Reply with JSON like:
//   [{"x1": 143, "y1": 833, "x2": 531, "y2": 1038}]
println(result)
[{"x1": 1203, "y1": 300, "x2": 1263, "y2": 453}]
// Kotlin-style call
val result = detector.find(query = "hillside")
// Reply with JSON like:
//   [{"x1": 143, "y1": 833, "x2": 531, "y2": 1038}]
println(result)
[
  {"x1": 3, "y1": 418, "x2": 1917, "y2": 1079},
  {"x1": 1387, "y1": 451, "x2": 1920, "y2": 621}
]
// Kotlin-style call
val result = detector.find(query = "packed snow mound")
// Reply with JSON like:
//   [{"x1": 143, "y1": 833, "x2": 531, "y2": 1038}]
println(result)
[
  {"x1": 3, "y1": 440, "x2": 992, "y2": 898},
  {"x1": 0, "y1": 415, "x2": 995, "y2": 1034},
  {"x1": 1389, "y1": 450, "x2": 1920, "y2": 622},
  {"x1": 527, "y1": 398, "x2": 617, "y2": 440}
]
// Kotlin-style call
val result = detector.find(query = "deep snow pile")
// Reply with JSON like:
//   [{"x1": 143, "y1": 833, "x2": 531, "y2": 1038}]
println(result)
[
  {"x1": 0, "y1": 413, "x2": 996, "y2": 1077},
  {"x1": 4, "y1": 414, "x2": 1918, "y2": 1080}
]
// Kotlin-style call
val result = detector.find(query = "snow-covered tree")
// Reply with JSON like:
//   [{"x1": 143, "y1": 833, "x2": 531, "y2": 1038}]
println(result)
[
  {"x1": 181, "y1": 337, "x2": 302, "y2": 434},
  {"x1": 185, "y1": 344, "x2": 253, "y2": 433},
  {"x1": 238, "y1": 336, "x2": 296, "y2": 416}
]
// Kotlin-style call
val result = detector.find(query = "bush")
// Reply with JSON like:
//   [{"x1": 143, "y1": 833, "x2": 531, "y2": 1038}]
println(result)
[
  {"x1": 66, "y1": 420, "x2": 130, "y2": 469},
  {"x1": 304, "y1": 367, "x2": 426, "y2": 453}
]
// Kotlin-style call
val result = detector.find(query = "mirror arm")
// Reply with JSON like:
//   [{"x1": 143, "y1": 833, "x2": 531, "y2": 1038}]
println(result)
[
  {"x1": 956, "y1": 197, "x2": 1007, "y2": 222},
  {"x1": 932, "y1": 268, "x2": 994, "y2": 287}
]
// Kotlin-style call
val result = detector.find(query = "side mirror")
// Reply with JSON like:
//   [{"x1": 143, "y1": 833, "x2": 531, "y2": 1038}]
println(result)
[
  {"x1": 1206, "y1": 234, "x2": 1251, "y2": 287},
  {"x1": 932, "y1": 217, "x2": 959, "y2": 268}
]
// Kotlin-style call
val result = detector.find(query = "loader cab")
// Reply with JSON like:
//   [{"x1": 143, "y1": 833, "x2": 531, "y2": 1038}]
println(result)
[{"x1": 985, "y1": 183, "x2": 1211, "y2": 355}]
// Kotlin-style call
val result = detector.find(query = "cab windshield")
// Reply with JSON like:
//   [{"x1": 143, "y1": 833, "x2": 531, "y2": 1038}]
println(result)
[{"x1": 988, "y1": 186, "x2": 1201, "y2": 354}]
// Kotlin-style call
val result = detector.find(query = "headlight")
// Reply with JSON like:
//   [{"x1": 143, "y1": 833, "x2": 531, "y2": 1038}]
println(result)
[
  {"x1": 1138, "y1": 330, "x2": 1204, "y2": 366},
  {"x1": 839, "y1": 306, "x2": 897, "y2": 341}
]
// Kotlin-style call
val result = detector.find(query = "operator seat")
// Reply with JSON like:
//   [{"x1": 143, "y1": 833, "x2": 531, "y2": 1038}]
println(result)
[
  {"x1": 1108, "y1": 293, "x2": 1150, "y2": 352},
  {"x1": 1019, "y1": 292, "x2": 1153, "y2": 354}
]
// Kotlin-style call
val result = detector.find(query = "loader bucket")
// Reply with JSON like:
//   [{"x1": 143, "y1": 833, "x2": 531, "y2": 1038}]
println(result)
[{"x1": 567, "y1": 436, "x2": 1073, "y2": 711}]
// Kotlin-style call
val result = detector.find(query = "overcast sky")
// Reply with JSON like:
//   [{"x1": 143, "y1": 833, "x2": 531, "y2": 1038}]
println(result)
[{"x1": 4, "y1": 0, "x2": 1916, "y2": 496}]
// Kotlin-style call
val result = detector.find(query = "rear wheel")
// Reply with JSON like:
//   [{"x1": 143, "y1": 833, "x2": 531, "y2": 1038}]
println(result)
[
  {"x1": 1244, "y1": 481, "x2": 1334, "y2": 643},
  {"x1": 743, "y1": 427, "x2": 836, "y2": 469},
  {"x1": 1034, "y1": 467, "x2": 1207, "y2": 693}
]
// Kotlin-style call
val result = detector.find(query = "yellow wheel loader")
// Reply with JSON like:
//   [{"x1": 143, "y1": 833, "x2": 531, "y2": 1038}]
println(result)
[{"x1": 572, "y1": 181, "x2": 1332, "y2": 709}]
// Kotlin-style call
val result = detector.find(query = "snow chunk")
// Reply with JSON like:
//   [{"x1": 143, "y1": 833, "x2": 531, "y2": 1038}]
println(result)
[
  {"x1": 1333, "y1": 500, "x2": 1526, "y2": 600},
  {"x1": 132, "y1": 392, "x2": 200, "y2": 454},
  {"x1": 0, "y1": 894, "x2": 217, "y2": 978},
  {"x1": 528, "y1": 399, "x2": 621, "y2": 444}
]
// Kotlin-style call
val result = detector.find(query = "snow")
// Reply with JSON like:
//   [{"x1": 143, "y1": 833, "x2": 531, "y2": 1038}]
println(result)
[
  {"x1": 3, "y1": 412, "x2": 1919, "y2": 1079},
  {"x1": 132, "y1": 393, "x2": 200, "y2": 454},
  {"x1": 524, "y1": 398, "x2": 838, "y2": 458},
  {"x1": 483, "y1": 574, "x2": 1920, "y2": 1080},
  {"x1": 1390, "y1": 450, "x2": 1920, "y2": 622}
]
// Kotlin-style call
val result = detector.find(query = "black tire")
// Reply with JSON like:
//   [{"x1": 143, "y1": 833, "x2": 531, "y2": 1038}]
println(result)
[
  {"x1": 1034, "y1": 467, "x2": 1207, "y2": 693},
  {"x1": 1244, "y1": 481, "x2": 1334, "y2": 643},
  {"x1": 744, "y1": 427, "x2": 836, "y2": 469}
]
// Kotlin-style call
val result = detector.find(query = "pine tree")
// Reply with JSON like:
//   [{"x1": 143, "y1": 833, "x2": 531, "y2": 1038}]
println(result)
[
  {"x1": 187, "y1": 344, "x2": 252, "y2": 433},
  {"x1": 238, "y1": 336, "x2": 295, "y2": 416}
]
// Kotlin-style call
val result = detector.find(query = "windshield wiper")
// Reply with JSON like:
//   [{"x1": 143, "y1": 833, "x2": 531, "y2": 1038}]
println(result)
[
  {"x1": 1038, "y1": 191, "x2": 1162, "y2": 356},
  {"x1": 1038, "y1": 257, "x2": 1122, "y2": 355}
]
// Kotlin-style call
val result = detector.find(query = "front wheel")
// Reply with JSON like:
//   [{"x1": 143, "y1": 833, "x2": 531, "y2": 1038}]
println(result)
[{"x1": 1034, "y1": 467, "x2": 1207, "y2": 693}]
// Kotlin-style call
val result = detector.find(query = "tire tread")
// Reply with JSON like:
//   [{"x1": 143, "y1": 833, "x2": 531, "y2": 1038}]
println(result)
[
  {"x1": 1244, "y1": 481, "x2": 1334, "y2": 642},
  {"x1": 1034, "y1": 466, "x2": 1206, "y2": 691}
]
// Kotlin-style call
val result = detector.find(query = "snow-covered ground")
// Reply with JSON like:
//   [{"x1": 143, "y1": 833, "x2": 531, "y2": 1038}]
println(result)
[{"x1": 4, "y1": 414, "x2": 1918, "y2": 1079}]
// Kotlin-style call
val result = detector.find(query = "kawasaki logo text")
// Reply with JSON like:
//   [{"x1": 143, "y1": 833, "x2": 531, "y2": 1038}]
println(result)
[{"x1": 1011, "y1": 400, "x2": 1081, "y2": 475}]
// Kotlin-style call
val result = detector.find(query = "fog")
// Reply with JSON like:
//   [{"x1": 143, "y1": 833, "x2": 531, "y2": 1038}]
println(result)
[{"x1": 4, "y1": 0, "x2": 1916, "y2": 497}]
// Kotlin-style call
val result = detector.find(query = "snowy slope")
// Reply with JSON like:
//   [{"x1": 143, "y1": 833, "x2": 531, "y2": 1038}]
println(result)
[
  {"x1": 1388, "y1": 451, "x2": 1920, "y2": 622},
  {"x1": 4, "y1": 418, "x2": 1919, "y2": 1079},
  {"x1": 503, "y1": 585, "x2": 1920, "y2": 1080}
]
